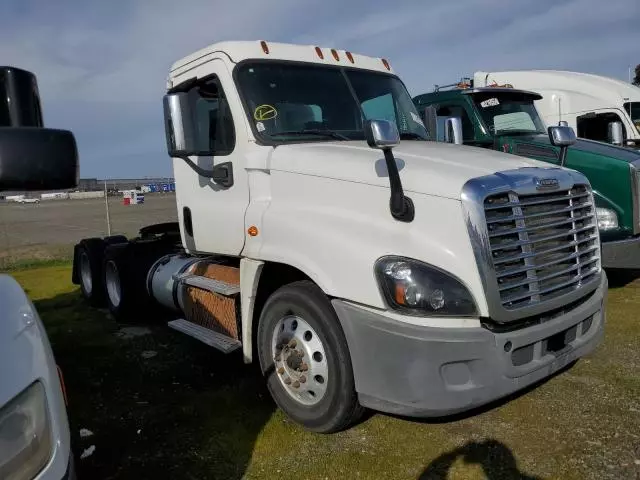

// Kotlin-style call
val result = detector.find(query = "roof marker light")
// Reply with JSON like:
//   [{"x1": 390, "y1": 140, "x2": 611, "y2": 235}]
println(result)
[
  {"x1": 331, "y1": 49, "x2": 340, "y2": 61},
  {"x1": 260, "y1": 40, "x2": 270, "y2": 54},
  {"x1": 315, "y1": 47, "x2": 324, "y2": 59},
  {"x1": 381, "y1": 58, "x2": 391, "y2": 70},
  {"x1": 345, "y1": 51, "x2": 354, "y2": 63}
]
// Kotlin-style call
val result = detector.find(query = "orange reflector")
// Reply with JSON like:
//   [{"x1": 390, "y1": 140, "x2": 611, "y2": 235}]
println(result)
[
  {"x1": 315, "y1": 46, "x2": 324, "y2": 59},
  {"x1": 331, "y1": 49, "x2": 340, "y2": 61},
  {"x1": 248, "y1": 226, "x2": 259, "y2": 237},
  {"x1": 57, "y1": 365, "x2": 68, "y2": 406},
  {"x1": 395, "y1": 284, "x2": 406, "y2": 305},
  {"x1": 345, "y1": 51, "x2": 354, "y2": 63},
  {"x1": 260, "y1": 40, "x2": 270, "y2": 54},
  {"x1": 381, "y1": 58, "x2": 391, "y2": 70}
]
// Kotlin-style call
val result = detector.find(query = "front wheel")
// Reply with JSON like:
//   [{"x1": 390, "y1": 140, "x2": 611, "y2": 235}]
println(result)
[{"x1": 257, "y1": 281, "x2": 364, "y2": 433}]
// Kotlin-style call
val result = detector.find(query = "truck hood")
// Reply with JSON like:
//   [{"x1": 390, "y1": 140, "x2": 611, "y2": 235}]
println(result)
[
  {"x1": 504, "y1": 133, "x2": 640, "y2": 164},
  {"x1": 268, "y1": 140, "x2": 553, "y2": 200}
]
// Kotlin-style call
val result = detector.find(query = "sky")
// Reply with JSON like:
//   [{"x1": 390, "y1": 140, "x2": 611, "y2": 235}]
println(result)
[{"x1": 1, "y1": 0, "x2": 638, "y2": 179}]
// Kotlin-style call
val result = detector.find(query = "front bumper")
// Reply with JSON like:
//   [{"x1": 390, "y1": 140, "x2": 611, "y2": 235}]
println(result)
[
  {"x1": 602, "y1": 236, "x2": 640, "y2": 269},
  {"x1": 332, "y1": 273, "x2": 607, "y2": 417}
]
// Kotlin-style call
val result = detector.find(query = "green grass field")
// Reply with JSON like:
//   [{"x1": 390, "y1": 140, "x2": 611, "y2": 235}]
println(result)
[{"x1": 8, "y1": 264, "x2": 640, "y2": 480}]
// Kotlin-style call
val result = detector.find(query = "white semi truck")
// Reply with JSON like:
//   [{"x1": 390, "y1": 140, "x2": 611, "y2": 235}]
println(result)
[
  {"x1": 473, "y1": 70, "x2": 640, "y2": 149},
  {"x1": 72, "y1": 41, "x2": 607, "y2": 433}
]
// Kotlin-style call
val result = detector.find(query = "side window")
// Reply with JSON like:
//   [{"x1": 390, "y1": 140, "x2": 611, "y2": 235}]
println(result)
[
  {"x1": 436, "y1": 105, "x2": 474, "y2": 141},
  {"x1": 577, "y1": 111, "x2": 626, "y2": 143},
  {"x1": 191, "y1": 77, "x2": 236, "y2": 155}
]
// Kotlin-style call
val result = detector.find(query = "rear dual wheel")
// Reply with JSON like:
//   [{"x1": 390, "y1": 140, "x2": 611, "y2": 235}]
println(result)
[
  {"x1": 76, "y1": 236, "x2": 127, "y2": 306},
  {"x1": 257, "y1": 281, "x2": 364, "y2": 433}
]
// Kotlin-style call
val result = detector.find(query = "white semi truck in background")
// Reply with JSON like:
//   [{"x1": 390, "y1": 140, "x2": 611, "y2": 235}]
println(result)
[
  {"x1": 72, "y1": 41, "x2": 607, "y2": 433},
  {"x1": 1, "y1": 66, "x2": 79, "y2": 480},
  {"x1": 474, "y1": 70, "x2": 640, "y2": 149}
]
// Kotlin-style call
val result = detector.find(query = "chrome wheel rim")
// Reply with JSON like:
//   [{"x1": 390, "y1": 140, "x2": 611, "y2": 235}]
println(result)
[
  {"x1": 271, "y1": 315, "x2": 328, "y2": 406},
  {"x1": 105, "y1": 260, "x2": 122, "y2": 308},
  {"x1": 79, "y1": 251, "x2": 93, "y2": 295}
]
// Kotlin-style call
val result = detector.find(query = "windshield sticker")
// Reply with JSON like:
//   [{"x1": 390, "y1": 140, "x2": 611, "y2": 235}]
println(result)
[
  {"x1": 254, "y1": 104, "x2": 278, "y2": 121},
  {"x1": 256, "y1": 121, "x2": 266, "y2": 132},
  {"x1": 480, "y1": 98, "x2": 500, "y2": 108},
  {"x1": 410, "y1": 111, "x2": 425, "y2": 127}
]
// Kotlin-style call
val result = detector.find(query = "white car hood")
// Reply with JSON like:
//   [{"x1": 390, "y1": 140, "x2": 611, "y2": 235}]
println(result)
[{"x1": 268, "y1": 140, "x2": 556, "y2": 199}]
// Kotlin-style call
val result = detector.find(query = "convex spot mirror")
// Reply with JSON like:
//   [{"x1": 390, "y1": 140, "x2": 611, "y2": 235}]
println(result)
[
  {"x1": 365, "y1": 119, "x2": 400, "y2": 150},
  {"x1": 0, "y1": 128, "x2": 78, "y2": 191}
]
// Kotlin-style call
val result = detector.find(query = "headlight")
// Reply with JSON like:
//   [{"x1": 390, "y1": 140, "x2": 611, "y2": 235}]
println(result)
[
  {"x1": 375, "y1": 257, "x2": 478, "y2": 316},
  {"x1": 0, "y1": 382, "x2": 52, "y2": 480},
  {"x1": 595, "y1": 207, "x2": 618, "y2": 231}
]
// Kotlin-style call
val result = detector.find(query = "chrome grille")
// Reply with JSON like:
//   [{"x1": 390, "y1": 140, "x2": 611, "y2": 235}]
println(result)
[{"x1": 484, "y1": 184, "x2": 600, "y2": 310}]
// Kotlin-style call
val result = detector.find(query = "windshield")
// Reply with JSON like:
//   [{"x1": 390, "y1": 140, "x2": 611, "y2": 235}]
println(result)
[
  {"x1": 624, "y1": 102, "x2": 640, "y2": 134},
  {"x1": 472, "y1": 92, "x2": 545, "y2": 135},
  {"x1": 235, "y1": 62, "x2": 429, "y2": 143}
]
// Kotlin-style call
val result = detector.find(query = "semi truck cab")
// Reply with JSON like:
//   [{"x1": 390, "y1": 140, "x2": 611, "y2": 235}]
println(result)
[
  {"x1": 73, "y1": 41, "x2": 607, "y2": 433},
  {"x1": 471, "y1": 70, "x2": 640, "y2": 150},
  {"x1": 414, "y1": 81, "x2": 640, "y2": 270}
]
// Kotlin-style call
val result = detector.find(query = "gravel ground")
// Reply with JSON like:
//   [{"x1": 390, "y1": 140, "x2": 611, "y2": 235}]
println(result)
[{"x1": 0, "y1": 194, "x2": 178, "y2": 267}]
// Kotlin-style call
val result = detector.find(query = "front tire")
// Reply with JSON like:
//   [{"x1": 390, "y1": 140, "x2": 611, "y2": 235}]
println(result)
[{"x1": 257, "y1": 281, "x2": 364, "y2": 433}]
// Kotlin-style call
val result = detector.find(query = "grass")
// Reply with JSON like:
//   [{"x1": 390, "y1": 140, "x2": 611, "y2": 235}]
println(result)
[{"x1": 6, "y1": 265, "x2": 640, "y2": 480}]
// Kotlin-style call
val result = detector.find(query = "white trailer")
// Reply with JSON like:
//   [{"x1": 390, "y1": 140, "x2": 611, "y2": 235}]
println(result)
[
  {"x1": 72, "y1": 41, "x2": 607, "y2": 433},
  {"x1": 474, "y1": 70, "x2": 640, "y2": 148}
]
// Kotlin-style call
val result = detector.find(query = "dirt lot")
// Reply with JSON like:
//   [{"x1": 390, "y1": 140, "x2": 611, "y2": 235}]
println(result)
[
  {"x1": 8, "y1": 264, "x2": 640, "y2": 480},
  {"x1": 0, "y1": 194, "x2": 178, "y2": 268}
]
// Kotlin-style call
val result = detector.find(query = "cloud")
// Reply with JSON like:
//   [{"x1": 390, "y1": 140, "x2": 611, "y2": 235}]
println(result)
[{"x1": 1, "y1": 0, "x2": 638, "y2": 178}]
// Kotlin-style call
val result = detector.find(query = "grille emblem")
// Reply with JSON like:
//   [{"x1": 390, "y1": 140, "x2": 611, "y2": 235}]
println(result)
[{"x1": 535, "y1": 177, "x2": 559, "y2": 190}]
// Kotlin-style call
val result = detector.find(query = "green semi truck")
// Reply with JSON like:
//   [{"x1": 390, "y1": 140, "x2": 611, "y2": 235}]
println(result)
[{"x1": 414, "y1": 81, "x2": 640, "y2": 270}]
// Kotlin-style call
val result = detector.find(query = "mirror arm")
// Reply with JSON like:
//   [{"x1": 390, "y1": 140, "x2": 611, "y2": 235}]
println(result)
[
  {"x1": 383, "y1": 148, "x2": 414, "y2": 222},
  {"x1": 558, "y1": 147, "x2": 568, "y2": 167},
  {"x1": 180, "y1": 157, "x2": 234, "y2": 188}
]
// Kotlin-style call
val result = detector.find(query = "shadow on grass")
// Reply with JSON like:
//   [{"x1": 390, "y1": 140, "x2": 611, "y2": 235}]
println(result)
[
  {"x1": 419, "y1": 439, "x2": 542, "y2": 479},
  {"x1": 605, "y1": 268, "x2": 640, "y2": 289},
  {"x1": 35, "y1": 289, "x2": 275, "y2": 480}
]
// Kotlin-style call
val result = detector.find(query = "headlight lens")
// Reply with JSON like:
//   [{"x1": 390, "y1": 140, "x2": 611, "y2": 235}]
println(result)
[
  {"x1": 375, "y1": 257, "x2": 478, "y2": 316},
  {"x1": 0, "y1": 382, "x2": 52, "y2": 480},
  {"x1": 595, "y1": 207, "x2": 619, "y2": 231}
]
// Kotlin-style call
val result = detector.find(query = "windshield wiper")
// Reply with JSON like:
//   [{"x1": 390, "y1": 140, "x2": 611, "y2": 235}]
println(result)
[
  {"x1": 271, "y1": 129, "x2": 350, "y2": 140},
  {"x1": 399, "y1": 132, "x2": 428, "y2": 140}
]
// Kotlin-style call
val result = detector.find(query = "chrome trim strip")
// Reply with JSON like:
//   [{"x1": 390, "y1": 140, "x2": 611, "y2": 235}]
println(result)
[{"x1": 461, "y1": 166, "x2": 602, "y2": 323}]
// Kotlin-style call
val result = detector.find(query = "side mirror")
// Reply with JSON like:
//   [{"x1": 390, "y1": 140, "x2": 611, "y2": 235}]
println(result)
[
  {"x1": 608, "y1": 121, "x2": 624, "y2": 146},
  {"x1": 163, "y1": 92, "x2": 198, "y2": 156},
  {"x1": 444, "y1": 117, "x2": 463, "y2": 145},
  {"x1": 423, "y1": 106, "x2": 438, "y2": 140},
  {"x1": 0, "y1": 128, "x2": 78, "y2": 191},
  {"x1": 548, "y1": 125, "x2": 576, "y2": 167},
  {"x1": 365, "y1": 118, "x2": 400, "y2": 149},
  {"x1": 548, "y1": 125, "x2": 576, "y2": 147},
  {"x1": 365, "y1": 119, "x2": 413, "y2": 223}
]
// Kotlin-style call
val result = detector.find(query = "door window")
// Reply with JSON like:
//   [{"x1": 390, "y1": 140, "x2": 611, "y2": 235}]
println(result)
[
  {"x1": 577, "y1": 111, "x2": 626, "y2": 143},
  {"x1": 190, "y1": 77, "x2": 236, "y2": 155}
]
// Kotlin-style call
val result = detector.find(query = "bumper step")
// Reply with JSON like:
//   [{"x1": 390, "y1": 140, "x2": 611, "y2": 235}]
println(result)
[{"x1": 168, "y1": 319, "x2": 241, "y2": 353}]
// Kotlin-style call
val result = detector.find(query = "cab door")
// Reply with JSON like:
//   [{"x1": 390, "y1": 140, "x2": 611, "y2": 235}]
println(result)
[{"x1": 172, "y1": 58, "x2": 249, "y2": 256}]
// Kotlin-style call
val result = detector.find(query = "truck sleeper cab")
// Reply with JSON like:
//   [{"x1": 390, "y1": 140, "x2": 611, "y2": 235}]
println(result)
[
  {"x1": 472, "y1": 70, "x2": 640, "y2": 150},
  {"x1": 72, "y1": 41, "x2": 606, "y2": 433},
  {"x1": 414, "y1": 82, "x2": 640, "y2": 271}
]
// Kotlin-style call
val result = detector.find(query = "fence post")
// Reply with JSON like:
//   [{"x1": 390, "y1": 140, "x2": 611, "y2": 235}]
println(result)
[{"x1": 104, "y1": 181, "x2": 112, "y2": 236}]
